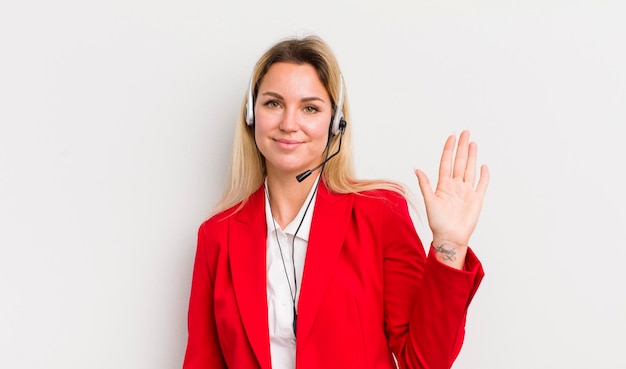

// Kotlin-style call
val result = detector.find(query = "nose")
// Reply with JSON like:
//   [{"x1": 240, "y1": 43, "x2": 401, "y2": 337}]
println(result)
[{"x1": 278, "y1": 108, "x2": 299, "y2": 132}]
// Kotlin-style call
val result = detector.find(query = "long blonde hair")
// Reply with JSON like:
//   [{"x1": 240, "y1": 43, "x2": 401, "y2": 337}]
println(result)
[{"x1": 213, "y1": 36, "x2": 406, "y2": 215}]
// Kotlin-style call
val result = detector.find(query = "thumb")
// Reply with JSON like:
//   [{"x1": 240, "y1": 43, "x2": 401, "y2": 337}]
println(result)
[{"x1": 414, "y1": 168, "x2": 433, "y2": 202}]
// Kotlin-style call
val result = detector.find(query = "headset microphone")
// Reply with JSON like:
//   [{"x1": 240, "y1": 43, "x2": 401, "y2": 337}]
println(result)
[{"x1": 295, "y1": 119, "x2": 346, "y2": 182}]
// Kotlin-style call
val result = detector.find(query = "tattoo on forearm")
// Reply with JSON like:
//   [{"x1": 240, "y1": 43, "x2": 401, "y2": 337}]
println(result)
[{"x1": 434, "y1": 244, "x2": 457, "y2": 261}]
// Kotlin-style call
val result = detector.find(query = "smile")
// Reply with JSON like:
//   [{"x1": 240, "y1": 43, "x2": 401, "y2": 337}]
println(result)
[{"x1": 274, "y1": 138, "x2": 302, "y2": 150}]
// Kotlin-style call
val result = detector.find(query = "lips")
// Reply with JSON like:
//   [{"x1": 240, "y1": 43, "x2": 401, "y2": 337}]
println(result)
[{"x1": 274, "y1": 138, "x2": 302, "y2": 150}]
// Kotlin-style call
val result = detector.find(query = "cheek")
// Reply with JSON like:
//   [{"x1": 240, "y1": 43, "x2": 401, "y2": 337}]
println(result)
[
  {"x1": 253, "y1": 119, "x2": 271, "y2": 146},
  {"x1": 253, "y1": 128, "x2": 269, "y2": 158},
  {"x1": 310, "y1": 124, "x2": 331, "y2": 145}
]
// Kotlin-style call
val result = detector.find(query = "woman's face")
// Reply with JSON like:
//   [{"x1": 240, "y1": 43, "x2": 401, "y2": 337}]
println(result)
[{"x1": 254, "y1": 62, "x2": 332, "y2": 179}]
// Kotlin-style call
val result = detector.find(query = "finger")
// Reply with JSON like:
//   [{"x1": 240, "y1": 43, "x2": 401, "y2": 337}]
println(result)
[
  {"x1": 438, "y1": 134, "x2": 456, "y2": 181},
  {"x1": 476, "y1": 164, "x2": 490, "y2": 198},
  {"x1": 452, "y1": 130, "x2": 470, "y2": 179},
  {"x1": 414, "y1": 168, "x2": 434, "y2": 202},
  {"x1": 464, "y1": 141, "x2": 478, "y2": 185}
]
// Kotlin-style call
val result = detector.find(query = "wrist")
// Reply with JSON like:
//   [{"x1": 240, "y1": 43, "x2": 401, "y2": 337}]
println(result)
[{"x1": 431, "y1": 240, "x2": 468, "y2": 270}]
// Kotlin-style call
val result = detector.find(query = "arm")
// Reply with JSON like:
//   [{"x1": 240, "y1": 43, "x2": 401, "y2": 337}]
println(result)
[
  {"x1": 182, "y1": 223, "x2": 227, "y2": 369},
  {"x1": 386, "y1": 131, "x2": 488, "y2": 368},
  {"x1": 382, "y1": 193, "x2": 483, "y2": 369}
]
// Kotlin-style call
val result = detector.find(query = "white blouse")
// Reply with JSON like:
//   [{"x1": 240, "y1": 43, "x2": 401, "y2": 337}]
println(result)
[{"x1": 264, "y1": 178, "x2": 319, "y2": 369}]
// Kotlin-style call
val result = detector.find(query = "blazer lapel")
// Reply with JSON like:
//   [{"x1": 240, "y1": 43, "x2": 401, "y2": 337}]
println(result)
[
  {"x1": 229, "y1": 186, "x2": 272, "y2": 369},
  {"x1": 296, "y1": 181, "x2": 354, "y2": 350}
]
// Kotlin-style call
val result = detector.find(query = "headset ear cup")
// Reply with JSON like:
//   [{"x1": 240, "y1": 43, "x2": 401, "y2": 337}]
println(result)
[
  {"x1": 330, "y1": 75, "x2": 346, "y2": 135},
  {"x1": 245, "y1": 77, "x2": 255, "y2": 126},
  {"x1": 245, "y1": 103, "x2": 254, "y2": 126}
]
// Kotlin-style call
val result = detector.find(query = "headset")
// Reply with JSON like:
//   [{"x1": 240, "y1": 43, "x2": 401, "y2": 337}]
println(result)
[{"x1": 245, "y1": 73, "x2": 346, "y2": 136}]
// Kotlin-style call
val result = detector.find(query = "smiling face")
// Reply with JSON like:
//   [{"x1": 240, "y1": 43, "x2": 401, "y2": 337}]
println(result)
[{"x1": 254, "y1": 62, "x2": 332, "y2": 180}]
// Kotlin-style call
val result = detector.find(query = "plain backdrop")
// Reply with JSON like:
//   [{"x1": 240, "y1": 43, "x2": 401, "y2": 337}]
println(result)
[{"x1": 1, "y1": 0, "x2": 625, "y2": 368}]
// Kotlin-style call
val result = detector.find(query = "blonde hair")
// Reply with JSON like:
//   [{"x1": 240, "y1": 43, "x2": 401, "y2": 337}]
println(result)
[{"x1": 213, "y1": 35, "x2": 406, "y2": 215}]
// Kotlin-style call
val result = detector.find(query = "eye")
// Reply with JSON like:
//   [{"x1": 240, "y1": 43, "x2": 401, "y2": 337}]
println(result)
[
  {"x1": 265, "y1": 100, "x2": 281, "y2": 109},
  {"x1": 303, "y1": 105, "x2": 319, "y2": 114}
]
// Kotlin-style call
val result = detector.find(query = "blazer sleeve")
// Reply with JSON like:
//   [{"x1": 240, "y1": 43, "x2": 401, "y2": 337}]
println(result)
[
  {"x1": 182, "y1": 222, "x2": 228, "y2": 369},
  {"x1": 381, "y1": 192, "x2": 484, "y2": 369}
]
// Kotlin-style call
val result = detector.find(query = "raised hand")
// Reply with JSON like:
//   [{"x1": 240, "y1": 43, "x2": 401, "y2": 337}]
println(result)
[{"x1": 414, "y1": 130, "x2": 489, "y2": 269}]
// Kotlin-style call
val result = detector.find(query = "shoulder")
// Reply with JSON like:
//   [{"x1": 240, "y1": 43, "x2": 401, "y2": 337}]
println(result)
[
  {"x1": 199, "y1": 202, "x2": 242, "y2": 234},
  {"x1": 200, "y1": 185, "x2": 264, "y2": 233},
  {"x1": 353, "y1": 188, "x2": 409, "y2": 214},
  {"x1": 327, "y1": 188, "x2": 411, "y2": 227},
  {"x1": 321, "y1": 178, "x2": 409, "y2": 214},
  {"x1": 195, "y1": 201, "x2": 247, "y2": 266},
  {"x1": 339, "y1": 188, "x2": 419, "y2": 246}
]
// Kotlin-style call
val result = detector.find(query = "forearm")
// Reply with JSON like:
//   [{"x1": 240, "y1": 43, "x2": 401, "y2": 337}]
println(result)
[{"x1": 397, "y1": 248, "x2": 484, "y2": 369}]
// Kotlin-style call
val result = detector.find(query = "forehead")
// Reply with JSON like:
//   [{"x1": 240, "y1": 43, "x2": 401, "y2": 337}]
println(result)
[{"x1": 259, "y1": 62, "x2": 329, "y2": 99}]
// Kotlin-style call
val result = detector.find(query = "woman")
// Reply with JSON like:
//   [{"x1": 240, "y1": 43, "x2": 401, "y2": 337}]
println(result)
[{"x1": 183, "y1": 36, "x2": 489, "y2": 369}]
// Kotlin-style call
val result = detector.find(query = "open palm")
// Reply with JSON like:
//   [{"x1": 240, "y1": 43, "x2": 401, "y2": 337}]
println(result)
[{"x1": 415, "y1": 130, "x2": 489, "y2": 250}]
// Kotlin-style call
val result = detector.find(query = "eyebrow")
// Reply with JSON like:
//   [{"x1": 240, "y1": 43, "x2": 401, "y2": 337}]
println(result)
[{"x1": 260, "y1": 91, "x2": 327, "y2": 104}]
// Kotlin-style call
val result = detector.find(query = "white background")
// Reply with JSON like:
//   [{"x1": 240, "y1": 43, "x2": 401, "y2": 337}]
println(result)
[{"x1": 1, "y1": 0, "x2": 625, "y2": 368}]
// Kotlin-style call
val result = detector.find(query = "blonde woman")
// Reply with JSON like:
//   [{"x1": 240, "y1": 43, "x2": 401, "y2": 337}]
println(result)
[{"x1": 183, "y1": 36, "x2": 489, "y2": 369}]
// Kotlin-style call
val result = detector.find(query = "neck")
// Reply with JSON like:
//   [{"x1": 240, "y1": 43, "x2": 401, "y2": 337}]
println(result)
[{"x1": 266, "y1": 172, "x2": 318, "y2": 229}]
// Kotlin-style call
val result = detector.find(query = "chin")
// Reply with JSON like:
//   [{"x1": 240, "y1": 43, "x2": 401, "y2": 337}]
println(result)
[{"x1": 267, "y1": 162, "x2": 316, "y2": 178}]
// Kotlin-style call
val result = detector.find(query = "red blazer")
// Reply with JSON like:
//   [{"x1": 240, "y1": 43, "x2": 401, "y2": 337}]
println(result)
[{"x1": 183, "y1": 182, "x2": 483, "y2": 369}]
